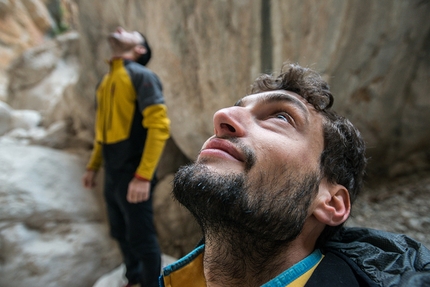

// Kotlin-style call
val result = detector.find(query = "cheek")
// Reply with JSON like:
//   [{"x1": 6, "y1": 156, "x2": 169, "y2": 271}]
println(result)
[
  {"x1": 256, "y1": 140, "x2": 319, "y2": 175},
  {"x1": 299, "y1": 151, "x2": 319, "y2": 168}
]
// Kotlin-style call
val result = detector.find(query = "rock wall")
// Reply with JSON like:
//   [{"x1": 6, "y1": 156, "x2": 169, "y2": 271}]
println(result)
[
  {"x1": 0, "y1": 0, "x2": 430, "y2": 286},
  {"x1": 270, "y1": 0, "x2": 430, "y2": 178},
  {"x1": 75, "y1": 0, "x2": 430, "y2": 178}
]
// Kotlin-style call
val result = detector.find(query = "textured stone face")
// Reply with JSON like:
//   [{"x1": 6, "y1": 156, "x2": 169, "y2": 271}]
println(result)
[
  {"x1": 0, "y1": 0, "x2": 52, "y2": 101},
  {"x1": 145, "y1": 0, "x2": 263, "y2": 160},
  {"x1": 75, "y1": 0, "x2": 263, "y2": 160},
  {"x1": 74, "y1": 0, "x2": 430, "y2": 178},
  {"x1": 0, "y1": 144, "x2": 121, "y2": 287},
  {"x1": 271, "y1": 0, "x2": 430, "y2": 178},
  {"x1": 1, "y1": 0, "x2": 430, "y2": 285}
]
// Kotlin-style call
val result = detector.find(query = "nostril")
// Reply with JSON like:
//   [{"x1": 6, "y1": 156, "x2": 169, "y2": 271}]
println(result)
[{"x1": 220, "y1": 123, "x2": 236, "y2": 133}]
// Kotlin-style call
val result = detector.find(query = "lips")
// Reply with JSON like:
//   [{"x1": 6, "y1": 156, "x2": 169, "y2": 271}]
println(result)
[{"x1": 201, "y1": 138, "x2": 245, "y2": 162}]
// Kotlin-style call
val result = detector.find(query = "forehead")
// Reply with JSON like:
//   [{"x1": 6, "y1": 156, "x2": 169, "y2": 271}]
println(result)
[
  {"x1": 236, "y1": 90, "x2": 311, "y2": 112},
  {"x1": 132, "y1": 31, "x2": 144, "y2": 42},
  {"x1": 119, "y1": 29, "x2": 143, "y2": 41}
]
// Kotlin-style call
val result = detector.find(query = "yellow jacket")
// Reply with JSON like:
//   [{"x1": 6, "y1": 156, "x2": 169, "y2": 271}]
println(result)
[{"x1": 86, "y1": 58, "x2": 170, "y2": 180}]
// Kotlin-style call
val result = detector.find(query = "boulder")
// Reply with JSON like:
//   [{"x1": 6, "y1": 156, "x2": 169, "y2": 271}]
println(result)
[
  {"x1": 0, "y1": 0, "x2": 55, "y2": 100},
  {"x1": 0, "y1": 143, "x2": 121, "y2": 287},
  {"x1": 10, "y1": 109, "x2": 42, "y2": 130},
  {"x1": 7, "y1": 31, "x2": 80, "y2": 125}
]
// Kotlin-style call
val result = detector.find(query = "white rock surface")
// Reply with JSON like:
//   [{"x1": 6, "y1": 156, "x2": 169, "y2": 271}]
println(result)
[
  {"x1": 0, "y1": 143, "x2": 121, "y2": 287},
  {"x1": 93, "y1": 254, "x2": 177, "y2": 287},
  {"x1": 7, "y1": 32, "x2": 80, "y2": 126},
  {"x1": 10, "y1": 109, "x2": 42, "y2": 130}
]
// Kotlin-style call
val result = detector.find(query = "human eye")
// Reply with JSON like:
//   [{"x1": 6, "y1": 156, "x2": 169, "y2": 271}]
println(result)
[{"x1": 274, "y1": 111, "x2": 293, "y2": 123}]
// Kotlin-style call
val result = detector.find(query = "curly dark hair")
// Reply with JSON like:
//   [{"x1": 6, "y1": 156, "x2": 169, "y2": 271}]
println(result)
[{"x1": 250, "y1": 63, "x2": 367, "y2": 247}]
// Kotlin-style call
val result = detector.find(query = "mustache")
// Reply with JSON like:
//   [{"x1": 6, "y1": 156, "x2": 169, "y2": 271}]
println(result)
[{"x1": 224, "y1": 137, "x2": 256, "y2": 171}]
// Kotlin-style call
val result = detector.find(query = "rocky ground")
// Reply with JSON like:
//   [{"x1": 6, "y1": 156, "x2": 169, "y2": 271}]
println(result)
[{"x1": 346, "y1": 171, "x2": 430, "y2": 248}]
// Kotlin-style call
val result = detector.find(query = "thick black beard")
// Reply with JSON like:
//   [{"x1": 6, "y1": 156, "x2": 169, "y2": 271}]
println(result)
[{"x1": 172, "y1": 163, "x2": 320, "y2": 246}]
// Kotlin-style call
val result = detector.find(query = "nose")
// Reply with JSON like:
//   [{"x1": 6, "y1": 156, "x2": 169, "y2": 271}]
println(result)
[
  {"x1": 116, "y1": 26, "x2": 124, "y2": 33},
  {"x1": 213, "y1": 106, "x2": 248, "y2": 138}
]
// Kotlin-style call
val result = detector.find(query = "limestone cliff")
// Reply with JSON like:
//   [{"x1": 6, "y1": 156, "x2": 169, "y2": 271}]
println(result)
[{"x1": 0, "y1": 0, "x2": 429, "y2": 286}]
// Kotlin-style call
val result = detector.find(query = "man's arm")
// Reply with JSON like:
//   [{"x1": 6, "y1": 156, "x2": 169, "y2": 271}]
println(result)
[
  {"x1": 82, "y1": 140, "x2": 102, "y2": 189},
  {"x1": 127, "y1": 104, "x2": 170, "y2": 203}
]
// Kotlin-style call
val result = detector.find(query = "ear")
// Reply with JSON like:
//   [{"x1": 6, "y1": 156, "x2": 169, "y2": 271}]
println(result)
[
  {"x1": 312, "y1": 180, "x2": 350, "y2": 226},
  {"x1": 134, "y1": 44, "x2": 147, "y2": 56}
]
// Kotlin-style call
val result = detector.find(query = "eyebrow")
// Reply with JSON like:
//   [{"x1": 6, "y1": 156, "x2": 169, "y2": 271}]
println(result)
[{"x1": 235, "y1": 92, "x2": 310, "y2": 120}]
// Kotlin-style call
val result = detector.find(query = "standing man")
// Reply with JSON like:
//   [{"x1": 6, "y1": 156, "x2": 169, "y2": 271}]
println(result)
[
  {"x1": 82, "y1": 27, "x2": 170, "y2": 287},
  {"x1": 161, "y1": 63, "x2": 430, "y2": 286}
]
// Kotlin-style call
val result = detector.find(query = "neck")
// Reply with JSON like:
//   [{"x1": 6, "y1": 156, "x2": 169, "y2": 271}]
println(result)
[
  {"x1": 202, "y1": 230, "x2": 313, "y2": 287},
  {"x1": 110, "y1": 50, "x2": 136, "y2": 61}
]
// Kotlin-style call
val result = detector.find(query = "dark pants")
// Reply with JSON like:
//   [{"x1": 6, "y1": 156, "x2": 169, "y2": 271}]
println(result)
[{"x1": 104, "y1": 169, "x2": 161, "y2": 287}]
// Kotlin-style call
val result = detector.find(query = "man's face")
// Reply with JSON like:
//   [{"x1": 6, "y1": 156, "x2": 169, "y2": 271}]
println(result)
[
  {"x1": 108, "y1": 26, "x2": 143, "y2": 52},
  {"x1": 200, "y1": 90, "x2": 324, "y2": 177},
  {"x1": 173, "y1": 90, "x2": 325, "y2": 241}
]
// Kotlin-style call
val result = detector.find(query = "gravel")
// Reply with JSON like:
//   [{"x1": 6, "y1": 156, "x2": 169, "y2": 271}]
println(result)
[{"x1": 346, "y1": 171, "x2": 430, "y2": 248}]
